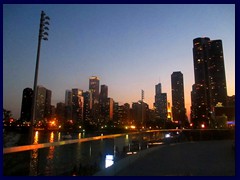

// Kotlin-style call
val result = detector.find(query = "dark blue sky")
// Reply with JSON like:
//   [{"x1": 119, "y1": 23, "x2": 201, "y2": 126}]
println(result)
[{"x1": 3, "y1": 4, "x2": 235, "y2": 119}]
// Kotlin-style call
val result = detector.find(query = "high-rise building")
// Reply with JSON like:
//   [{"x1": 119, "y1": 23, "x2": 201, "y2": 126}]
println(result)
[
  {"x1": 45, "y1": 89, "x2": 52, "y2": 120},
  {"x1": 123, "y1": 103, "x2": 131, "y2": 125},
  {"x1": 154, "y1": 83, "x2": 168, "y2": 122},
  {"x1": 106, "y1": 98, "x2": 114, "y2": 121},
  {"x1": 89, "y1": 76, "x2": 100, "y2": 104},
  {"x1": 20, "y1": 88, "x2": 33, "y2": 122},
  {"x1": 99, "y1": 85, "x2": 108, "y2": 120},
  {"x1": 56, "y1": 102, "x2": 65, "y2": 124},
  {"x1": 83, "y1": 91, "x2": 92, "y2": 123},
  {"x1": 113, "y1": 102, "x2": 119, "y2": 124},
  {"x1": 35, "y1": 86, "x2": 52, "y2": 122},
  {"x1": 89, "y1": 76, "x2": 100, "y2": 123},
  {"x1": 100, "y1": 85, "x2": 108, "y2": 100},
  {"x1": 65, "y1": 90, "x2": 72, "y2": 106},
  {"x1": 132, "y1": 101, "x2": 149, "y2": 128},
  {"x1": 35, "y1": 86, "x2": 47, "y2": 122},
  {"x1": 191, "y1": 37, "x2": 227, "y2": 128},
  {"x1": 171, "y1": 71, "x2": 187, "y2": 126},
  {"x1": 65, "y1": 90, "x2": 73, "y2": 121},
  {"x1": 72, "y1": 88, "x2": 84, "y2": 125}
]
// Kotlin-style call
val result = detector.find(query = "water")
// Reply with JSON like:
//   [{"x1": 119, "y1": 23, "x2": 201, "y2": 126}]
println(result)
[{"x1": 3, "y1": 130, "x2": 166, "y2": 176}]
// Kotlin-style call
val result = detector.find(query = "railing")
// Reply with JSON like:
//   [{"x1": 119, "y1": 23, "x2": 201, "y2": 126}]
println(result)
[{"x1": 3, "y1": 129, "x2": 235, "y2": 176}]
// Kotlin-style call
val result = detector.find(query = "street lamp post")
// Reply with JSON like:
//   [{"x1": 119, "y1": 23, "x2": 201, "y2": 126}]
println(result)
[{"x1": 29, "y1": 11, "x2": 50, "y2": 145}]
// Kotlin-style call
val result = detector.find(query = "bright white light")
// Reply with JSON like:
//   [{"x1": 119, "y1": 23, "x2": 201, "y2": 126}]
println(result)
[
  {"x1": 165, "y1": 133, "x2": 171, "y2": 138},
  {"x1": 105, "y1": 155, "x2": 114, "y2": 168}
]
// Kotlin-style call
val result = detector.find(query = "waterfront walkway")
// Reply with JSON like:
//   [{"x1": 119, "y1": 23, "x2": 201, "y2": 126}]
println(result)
[{"x1": 95, "y1": 140, "x2": 235, "y2": 176}]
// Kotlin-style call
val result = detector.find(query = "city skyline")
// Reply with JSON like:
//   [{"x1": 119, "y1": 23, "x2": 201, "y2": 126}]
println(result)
[{"x1": 3, "y1": 4, "x2": 235, "y2": 119}]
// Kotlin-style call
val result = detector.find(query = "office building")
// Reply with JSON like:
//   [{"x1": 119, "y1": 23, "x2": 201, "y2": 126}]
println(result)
[
  {"x1": 154, "y1": 83, "x2": 168, "y2": 122},
  {"x1": 20, "y1": 88, "x2": 33, "y2": 122},
  {"x1": 171, "y1": 71, "x2": 187, "y2": 126},
  {"x1": 72, "y1": 88, "x2": 84, "y2": 125},
  {"x1": 191, "y1": 37, "x2": 227, "y2": 127}
]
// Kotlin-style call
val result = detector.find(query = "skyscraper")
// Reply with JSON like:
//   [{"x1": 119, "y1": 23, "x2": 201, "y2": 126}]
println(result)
[
  {"x1": 35, "y1": 86, "x2": 52, "y2": 122},
  {"x1": 20, "y1": 88, "x2": 33, "y2": 122},
  {"x1": 56, "y1": 102, "x2": 65, "y2": 124},
  {"x1": 106, "y1": 98, "x2": 114, "y2": 121},
  {"x1": 191, "y1": 37, "x2": 227, "y2": 128},
  {"x1": 171, "y1": 71, "x2": 187, "y2": 126},
  {"x1": 99, "y1": 85, "x2": 108, "y2": 121},
  {"x1": 65, "y1": 90, "x2": 72, "y2": 106},
  {"x1": 89, "y1": 76, "x2": 100, "y2": 104},
  {"x1": 132, "y1": 101, "x2": 149, "y2": 128},
  {"x1": 154, "y1": 83, "x2": 167, "y2": 123},
  {"x1": 83, "y1": 91, "x2": 92, "y2": 123},
  {"x1": 45, "y1": 89, "x2": 52, "y2": 120},
  {"x1": 100, "y1": 85, "x2": 108, "y2": 100},
  {"x1": 89, "y1": 76, "x2": 100, "y2": 123},
  {"x1": 35, "y1": 86, "x2": 47, "y2": 122},
  {"x1": 72, "y1": 88, "x2": 84, "y2": 125}
]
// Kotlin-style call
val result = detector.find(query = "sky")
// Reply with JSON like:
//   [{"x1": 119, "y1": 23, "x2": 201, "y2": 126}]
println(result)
[{"x1": 3, "y1": 4, "x2": 235, "y2": 119}]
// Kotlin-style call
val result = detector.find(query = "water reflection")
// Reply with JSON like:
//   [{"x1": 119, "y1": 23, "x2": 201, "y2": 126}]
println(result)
[
  {"x1": 45, "y1": 132, "x2": 55, "y2": 175},
  {"x1": 8, "y1": 130, "x2": 166, "y2": 176},
  {"x1": 29, "y1": 131, "x2": 39, "y2": 176},
  {"x1": 58, "y1": 132, "x2": 61, "y2": 141}
]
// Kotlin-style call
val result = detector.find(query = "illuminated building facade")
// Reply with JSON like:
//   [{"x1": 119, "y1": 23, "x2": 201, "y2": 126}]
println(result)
[
  {"x1": 89, "y1": 76, "x2": 100, "y2": 104},
  {"x1": 167, "y1": 101, "x2": 172, "y2": 121},
  {"x1": 72, "y1": 88, "x2": 84, "y2": 125},
  {"x1": 83, "y1": 91, "x2": 92, "y2": 123},
  {"x1": 191, "y1": 37, "x2": 227, "y2": 128}
]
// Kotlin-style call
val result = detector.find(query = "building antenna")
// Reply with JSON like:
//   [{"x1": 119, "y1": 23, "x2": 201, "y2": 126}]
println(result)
[{"x1": 141, "y1": 89, "x2": 144, "y2": 102}]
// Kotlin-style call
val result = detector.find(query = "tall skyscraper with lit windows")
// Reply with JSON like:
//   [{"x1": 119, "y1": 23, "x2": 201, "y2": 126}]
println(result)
[
  {"x1": 89, "y1": 76, "x2": 100, "y2": 124},
  {"x1": 72, "y1": 88, "x2": 84, "y2": 124},
  {"x1": 191, "y1": 37, "x2": 227, "y2": 128},
  {"x1": 89, "y1": 76, "x2": 100, "y2": 104},
  {"x1": 83, "y1": 91, "x2": 92, "y2": 123}
]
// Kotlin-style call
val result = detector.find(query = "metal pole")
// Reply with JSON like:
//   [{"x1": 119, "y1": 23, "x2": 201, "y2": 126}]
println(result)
[
  {"x1": 29, "y1": 11, "x2": 50, "y2": 145},
  {"x1": 29, "y1": 12, "x2": 44, "y2": 145},
  {"x1": 29, "y1": 11, "x2": 50, "y2": 176}
]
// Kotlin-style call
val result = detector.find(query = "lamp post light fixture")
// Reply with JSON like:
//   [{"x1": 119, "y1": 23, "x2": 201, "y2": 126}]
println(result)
[{"x1": 29, "y1": 11, "x2": 50, "y2": 145}]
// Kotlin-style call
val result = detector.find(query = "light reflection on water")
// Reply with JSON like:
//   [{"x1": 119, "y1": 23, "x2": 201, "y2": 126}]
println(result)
[
  {"x1": 45, "y1": 132, "x2": 55, "y2": 175},
  {"x1": 13, "y1": 131, "x2": 165, "y2": 176},
  {"x1": 29, "y1": 131, "x2": 39, "y2": 175}
]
